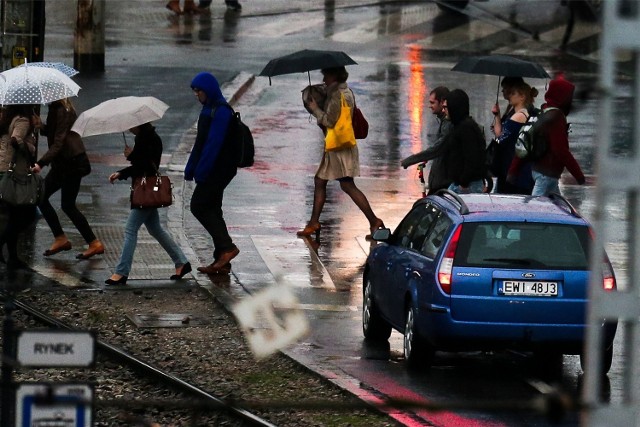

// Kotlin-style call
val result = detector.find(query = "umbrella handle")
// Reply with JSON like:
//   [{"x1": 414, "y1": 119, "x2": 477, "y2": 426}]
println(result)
[
  {"x1": 122, "y1": 132, "x2": 129, "y2": 147},
  {"x1": 496, "y1": 76, "x2": 501, "y2": 104}
]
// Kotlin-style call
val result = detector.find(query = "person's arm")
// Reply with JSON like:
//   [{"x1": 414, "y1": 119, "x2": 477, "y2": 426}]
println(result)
[
  {"x1": 549, "y1": 117, "x2": 585, "y2": 184},
  {"x1": 310, "y1": 89, "x2": 341, "y2": 129},
  {"x1": 401, "y1": 132, "x2": 450, "y2": 168},
  {"x1": 36, "y1": 108, "x2": 69, "y2": 168}
]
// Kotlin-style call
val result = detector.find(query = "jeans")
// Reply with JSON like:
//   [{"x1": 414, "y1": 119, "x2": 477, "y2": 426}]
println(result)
[
  {"x1": 115, "y1": 208, "x2": 188, "y2": 276},
  {"x1": 448, "y1": 179, "x2": 484, "y2": 194},
  {"x1": 190, "y1": 180, "x2": 234, "y2": 257},
  {"x1": 39, "y1": 168, "x2": 97, "y2": 243},
  {"x1": 531, "y1": 171, "x2": 560, "y2": 197}
]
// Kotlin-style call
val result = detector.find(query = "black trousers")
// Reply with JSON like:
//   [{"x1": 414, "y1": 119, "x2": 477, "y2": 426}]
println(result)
[
  {"x1": 0, "y1": 204, "x2": 36, "y2": 261},
  {"x1": 190, "y1": 179, "x2": 234, "y2": 258},
  {"x1": 39, "y1": 169, "x2": 96, "y2": 243}
]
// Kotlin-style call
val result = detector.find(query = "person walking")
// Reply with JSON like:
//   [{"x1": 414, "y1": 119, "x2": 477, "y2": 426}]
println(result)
[
  {"x1": 299, "y1": 66, "x2": 384, "y2": 239},
  {"x1": 490, "y1": 82, "x2": 537, "y2": 194},
  {"x1": 0, "y1": 105, "x2": 38, "y2": 269},
  {"x1": 401, "y1": 86, "x2": 453, "y2": 195},
  {"x1": 186, "y1": 72, "x2": 239, "y2": 275},
  {"x1": 443, "y1": 89, "x2": 487, "y2": 194},
  {"x1": 31, "y1": 98, "x2": 105, "y2": 259},
  {"x1": 510, "y1": 74, "x2": 585, "y2": 196},
  {"x1": 105, "y1": 123, "x2": 191, "y2": 285}
]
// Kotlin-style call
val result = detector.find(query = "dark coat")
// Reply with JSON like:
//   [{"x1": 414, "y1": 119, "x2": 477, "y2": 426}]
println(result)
[{"x1": 117, "y1": 124, "x2": 162, "y2": 181}]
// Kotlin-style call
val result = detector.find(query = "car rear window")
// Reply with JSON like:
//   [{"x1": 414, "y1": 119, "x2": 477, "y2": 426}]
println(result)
[{"x1": 454, "y1": 222, "x2": 590, "y2": 270}]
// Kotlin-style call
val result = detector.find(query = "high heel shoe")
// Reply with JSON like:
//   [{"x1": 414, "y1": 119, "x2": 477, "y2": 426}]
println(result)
[
  {"x1": 296, "y1": 223, "x2": 321, "y2": 239},
  {"x1": 365, "y1": 218, "x2": 385, "y2": 240},
  {"x1": 105, "y1": 275, "x2": 128, "y2": 285},
  {"x1": 165, "y1": 0, "x2": 182, "y2": 14},
  {"x1": 170, "y1": 262, "x2": 192, "y2": 280}
]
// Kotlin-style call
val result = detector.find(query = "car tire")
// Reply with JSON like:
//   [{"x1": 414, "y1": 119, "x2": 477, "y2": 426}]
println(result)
[
  {"x1": 580, "y1": 342, "x2": 614, "y2": 375},
  {"x1": 362, "y1": 278, "x2": 392, "y2": 341},
  {"x1": 403, "y1": 305, "x2": 434, "y2": 370}
]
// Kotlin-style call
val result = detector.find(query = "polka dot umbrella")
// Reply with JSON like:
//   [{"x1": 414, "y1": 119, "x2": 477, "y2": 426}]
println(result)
[{"x1": 0, "y1": 65, "x2": 81, "y2": 105}]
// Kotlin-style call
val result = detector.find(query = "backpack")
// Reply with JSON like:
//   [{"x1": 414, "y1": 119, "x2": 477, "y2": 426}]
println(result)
[
  {"x1": 214, "y1": 104, "x2": 255, "y2": 168},
  {"x1": 514, "y1": 107, "x2": 558, "y2": 161}
]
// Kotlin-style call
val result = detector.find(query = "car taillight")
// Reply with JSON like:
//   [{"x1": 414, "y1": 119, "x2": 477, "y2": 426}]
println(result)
[
  {"x1": 602, "y1": 258, "x2": 616, "y2": 291},
  {"x1": 588, "y1": 228, "x2": 616, "y2": 292},
  {"x1": 438, "y1": 224, "x2": 462, "y2": 295}
]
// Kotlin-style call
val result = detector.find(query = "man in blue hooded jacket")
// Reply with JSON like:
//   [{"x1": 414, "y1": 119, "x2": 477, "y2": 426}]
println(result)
[{"x1": 186, "y1": 72, "x2": 239, "y2": 274}]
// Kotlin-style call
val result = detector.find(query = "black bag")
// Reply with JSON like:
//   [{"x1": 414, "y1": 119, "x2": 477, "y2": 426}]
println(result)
[
  {"x1": 0, "y1": 146, "x2": 45, "y2": 206},
  {"x1": 0, "y1": 170, "x2": 45, "y2": 206},
  {"x1": 214, "y1": 104, "x2": 255, "y2": 168},
  {"x1": 485, "y1": 138, "x2": 498, "y2": 176}
]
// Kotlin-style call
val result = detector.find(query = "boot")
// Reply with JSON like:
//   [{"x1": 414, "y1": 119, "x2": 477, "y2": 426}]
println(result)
[
  {"x1": 76, "y1": 239, "x2": 105, "y2": 260},
  {"x1": 166, "y1": 0, "x2": 182, "y2": 14},
  {"x1": 43, "y1": 234, "x2": 72, "y2": 256}
]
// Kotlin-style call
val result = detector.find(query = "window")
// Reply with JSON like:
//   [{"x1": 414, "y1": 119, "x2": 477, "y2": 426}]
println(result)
[
  {"x1": 454, "y1": 222, "x2": 590, "y2": 269},
  {"x1": 421, "y1": 215, "x2": 453, "y2": 258},
  {"x1": 394, "y1": 204, "x2": 439, "y2": 251}
]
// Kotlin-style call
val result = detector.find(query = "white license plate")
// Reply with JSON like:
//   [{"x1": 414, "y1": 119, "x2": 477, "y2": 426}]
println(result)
[{"x1": 501, "y1": 281, "x2": 558, "y2": 296}]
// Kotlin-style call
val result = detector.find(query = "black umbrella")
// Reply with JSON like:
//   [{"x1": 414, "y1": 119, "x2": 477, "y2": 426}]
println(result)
[
  {"x1": 452, "y1": 54, "x2": 550, "y2": 102},
  {"x1": 259, "y1": 49, "x2": 357, "y2": 85}
]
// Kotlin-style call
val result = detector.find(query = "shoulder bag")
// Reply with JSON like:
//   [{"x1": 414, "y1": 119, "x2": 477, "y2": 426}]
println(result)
[
  {"x1": 130, "y1": 163, "x2": 173, "y2": 209},
  {"x1": 0, "y1": 147, "x2": 45, "y2": 206},
  {"x1": 350, "y1": 89, "x2": 369, "y2": 139},
  {"x1": 325, "y1": 93, "x2": 357, "y2": 152}
]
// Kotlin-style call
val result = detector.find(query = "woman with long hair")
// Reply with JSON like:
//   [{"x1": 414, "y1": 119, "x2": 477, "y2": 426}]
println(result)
[
  {"x1": 32, "y1": 97, "x2": 104, "y2": 259},
  {"x1": 298, "y1": 66, "x2": 383, "y2": 239}
]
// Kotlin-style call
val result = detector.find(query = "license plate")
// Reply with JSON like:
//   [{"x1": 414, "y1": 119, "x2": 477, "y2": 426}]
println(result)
[{"x1": 501, "y1": 281, "x2": 558, "y2": 296}]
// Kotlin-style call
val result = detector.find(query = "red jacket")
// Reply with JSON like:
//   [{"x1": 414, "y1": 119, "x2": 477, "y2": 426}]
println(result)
[{"x1": 509, "y1": 76, "x2": 585, "y2": 183}]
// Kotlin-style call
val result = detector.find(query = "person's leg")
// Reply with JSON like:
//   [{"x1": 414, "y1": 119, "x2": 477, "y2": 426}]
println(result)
[
  {"x1": 59, "y1": 175, "x2": 98, "y2": 244},
  {"x1": 113, "y1": 209, "x2": 148, "y2": 278},
  {"x1": 297, "y1": 176, "x2": 327, "y2": 237},
  {"x1": 143, "y1": 208, "x2": 188, "y2": 267},
  {"x1": 531, "y1": 171, "x2": 560, "y2": 197},
  {"x1": 166, "y1": 0, "x2": 181, "y2": 14},
  {"x1": 39, "y1": 171, "x2": 73, "y2": 255},
  {"x1": 190, "y1": 182, "x2": 234, "y2": 253},
  {"x1": 225, "y1": 0, "x2": 241, "y2": 10},
  {"x1": 199, "y1": 0, "x2": 212, "y2": 7},
  {"x1": 5, "y1": 205, "x2": 36, "y2": 269},
  {"x1": 339, "y1": 178, "x2": 383, "y2": 232}
]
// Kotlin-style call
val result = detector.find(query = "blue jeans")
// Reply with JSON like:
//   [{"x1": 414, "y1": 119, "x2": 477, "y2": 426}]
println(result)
[
  {"x1": 531, "y1": 171, "x2": 560, "y2": 197},
  {"x1": 115, "y1": 208, "x2": 188, "y2": 276},
  {"x1": 448, "y1": 180, "x2": 484, "y2": 194}
]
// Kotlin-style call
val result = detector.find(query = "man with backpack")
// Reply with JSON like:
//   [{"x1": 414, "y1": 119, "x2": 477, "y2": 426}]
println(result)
[
  {"x1": 186, "y1": 72, "x2": 240, "y2": 275},
  {"x1": 509, "y1": 74, "x2": 585, "y2": 196}
]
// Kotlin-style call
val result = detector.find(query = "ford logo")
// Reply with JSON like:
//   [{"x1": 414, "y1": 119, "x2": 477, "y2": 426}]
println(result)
[{"x1": 522, "y1": 273, "x2": 536, "y2": 278}]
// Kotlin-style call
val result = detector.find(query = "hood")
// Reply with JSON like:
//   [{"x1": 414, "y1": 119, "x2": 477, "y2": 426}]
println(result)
[
  {"x1": 446, "y1": 89, "x2": 469, "y2": 126},
  {"x1": 191, "y1": 72, "x2": 226, "y2": 107},
  {"x1": 544, "y1": 75, "x2": 575, "y2": 115}
]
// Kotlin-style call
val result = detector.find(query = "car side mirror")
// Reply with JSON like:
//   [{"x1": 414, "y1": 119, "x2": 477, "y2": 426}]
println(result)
[{"x1": 372, "y1": 228, "x2": 391, "y2": 242}]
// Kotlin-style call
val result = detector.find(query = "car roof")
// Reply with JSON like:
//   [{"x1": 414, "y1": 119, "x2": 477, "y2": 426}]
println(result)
[{"x1": 422, "y1": 192, "x2": 589, "y2": 226}]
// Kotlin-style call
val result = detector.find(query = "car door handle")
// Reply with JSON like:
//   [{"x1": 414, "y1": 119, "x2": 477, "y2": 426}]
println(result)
[{"x1": 406, "y1": 269, "x2": 421, "y2": 279}]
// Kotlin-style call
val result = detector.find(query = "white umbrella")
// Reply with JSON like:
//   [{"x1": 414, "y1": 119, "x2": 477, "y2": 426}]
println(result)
[
  {"x1": 0, "y1": 66, "x2": 81, "y2": 105},
  {"x1": 17, "y1": 61, "x2": 79, "y2": 78},
  {"x1": 71, "y1": 96, "x2": 169, "y2": 137}
]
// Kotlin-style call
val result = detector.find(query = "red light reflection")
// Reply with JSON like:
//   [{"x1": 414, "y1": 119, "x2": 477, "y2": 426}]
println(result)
[{"x1": 407, "y1": 44, "x2": 426, "y2": 152}]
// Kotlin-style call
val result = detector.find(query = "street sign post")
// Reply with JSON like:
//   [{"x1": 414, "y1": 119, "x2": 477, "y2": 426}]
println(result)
[
  {"x1": 16, "y1": 330, "x2": 96, "y2": 368},
  {"x1": 15, "y1": 383, "x2": 93, "y2": 427}
]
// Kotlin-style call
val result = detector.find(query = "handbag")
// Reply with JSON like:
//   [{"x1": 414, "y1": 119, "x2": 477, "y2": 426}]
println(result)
[
  {"x1": 324, "y1": 93, "x2": 356, "y2": 152},
  {"x1": 352, "y1": 106, "x2": 369, "y2": 140},
  {"x1": 0, "y1": 147, "x2": 45, "y2": 206},
  {"x1": 130, "y1": 174, "x2": 173, "y2": 209}
]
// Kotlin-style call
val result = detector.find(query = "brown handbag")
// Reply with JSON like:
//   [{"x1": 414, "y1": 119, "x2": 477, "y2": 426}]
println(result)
[{"x1": 130, "y1": 174, "x2": 173, "y2": 209}]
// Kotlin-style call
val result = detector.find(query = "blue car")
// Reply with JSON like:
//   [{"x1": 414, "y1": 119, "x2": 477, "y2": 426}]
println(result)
[{"x1": 363, "y1": 191, "x2": 617, "y2": 371}]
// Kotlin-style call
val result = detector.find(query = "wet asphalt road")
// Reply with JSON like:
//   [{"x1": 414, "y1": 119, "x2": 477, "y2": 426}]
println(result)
[{"x1": 4, "y1": 1, "x2": 627, "y2": 426}]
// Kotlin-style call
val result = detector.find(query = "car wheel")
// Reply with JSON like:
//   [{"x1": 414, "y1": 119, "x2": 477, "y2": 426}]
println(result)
[
  {"x1": 403, "y1": 305, "x2": 434, "y2": 370},
  {"x1": 580, "y1": 341, "x2": 614, "y2": 375},
  {"x1": 362, "y1": 278, "x2": 392, "y2": 341}
]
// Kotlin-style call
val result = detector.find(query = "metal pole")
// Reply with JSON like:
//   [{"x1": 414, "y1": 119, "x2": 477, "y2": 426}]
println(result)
[
  {"x1": 74, "y1": 0, "x2": 105, "y2": 73},
  {"x1": 1, "y1": 297, "x2": 16, "y2": 426}
]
